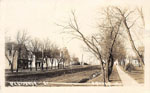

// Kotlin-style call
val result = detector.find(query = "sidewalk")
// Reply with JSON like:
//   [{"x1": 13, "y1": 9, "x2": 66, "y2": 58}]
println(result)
[
  {"x1": 87, "y1": 65, "x2": 123, "y2": 86},
  {"x1": 116, "y1": 65, "x2": 141, "y2": 86}
]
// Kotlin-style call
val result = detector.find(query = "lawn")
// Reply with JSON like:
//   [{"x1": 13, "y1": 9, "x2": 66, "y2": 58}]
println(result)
[
  {"x1": 87, "y1": 66, "x2": 122, "y2": 86},
  {"x1": 126, "y1": 67, "x2": 144, "y2": 84},
  {"x1": 6, "y1": 65, "x2": 101, "y2": 86},
  {"x1": 6, "y1": 65, "x2": 123, "y2": 87},
  {"x1": 120, "y1": 66, "x2": 144, "y2": 84}
]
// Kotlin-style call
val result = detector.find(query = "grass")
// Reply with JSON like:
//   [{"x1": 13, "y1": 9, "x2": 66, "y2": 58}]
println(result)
[
  {"x1": 6, "y1": 65, "x2": 101, "y2": 86},
  {"x1": 40, "y1": 69, "x2": 100, "y2": 83},
  {"x1": 126, "y1": 67, "x2": 144, "y2": 84},
  {"x1": 6, "y1": 65, "x2": 123, "y2": 87},
  {"x1": 109, "y1": 65, "x2": 122, "y2": 83},
  {"x1": 120, "y1": 66, "x2": 144, "y2": 84},
  {"x1": 87, "y1": 65, "x2": 122, "y2": 86}
]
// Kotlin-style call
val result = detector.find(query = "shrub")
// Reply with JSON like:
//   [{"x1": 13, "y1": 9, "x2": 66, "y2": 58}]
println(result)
[
  {"x1": 125, "y1": 63, "x2": 135, "y2": 72},
  {"x1": 72, "y1": 62, "x2": 80, "y2": 65},
  {"x1": 83, "y1": 63, "x2": 88, "y2": 65}
]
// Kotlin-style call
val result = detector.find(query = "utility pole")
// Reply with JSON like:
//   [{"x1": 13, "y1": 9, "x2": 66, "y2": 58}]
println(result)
[{"x1": 81, "y1": 54, "x2": 83, "y2": 65}]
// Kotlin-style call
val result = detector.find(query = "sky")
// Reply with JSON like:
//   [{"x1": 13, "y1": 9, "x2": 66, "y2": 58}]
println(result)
[
  {"x1": 1, "y1": 0, "x2": 148, "y2": 64},
  {"x1": 2, "y1": 0, "x2": 104, "y2": 63}
]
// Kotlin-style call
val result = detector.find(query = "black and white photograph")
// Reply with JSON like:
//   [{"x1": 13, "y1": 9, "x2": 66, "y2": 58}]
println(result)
[{"x1": 1, "y1": 0, "x2": 150, "y2": 92}]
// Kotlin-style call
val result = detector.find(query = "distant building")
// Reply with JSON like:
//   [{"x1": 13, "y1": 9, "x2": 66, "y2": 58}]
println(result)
[
  {"x1": 5, "y1": 42, "x2": 30, "y2": 70},
  {"x1": 5, "y1": 43, "x2": 73, "y2": 70},
  {"x1": 132, "y1": 59, "x2": 140, "y2": 66},
  {"x1": 119, "y1": 55, "x2": 141, "y2": 67}
]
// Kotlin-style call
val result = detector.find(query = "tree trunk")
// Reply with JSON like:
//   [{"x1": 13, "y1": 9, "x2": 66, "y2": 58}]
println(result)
[
  {"x1": 51, "y1": 63, "x2": 53, "y2": 69},
  {"x1": 35, "y1": 57, "x2": 37, "y2": 71},
  {"x1": 100, "y1": 61, "x2": 106, "y2": 86},
  {"x1": 106, "y1": 53, "x2": 114, "y2": 82},
  {"x1": 58, "y1": 63, "x2": 59, "y2": 69},
  {"x1": 16, "y1": 59, "x2": 19, "y2": 72},
  {"x1": 63, "y1": 62, "x2": 65, "y2": 69},
  {"x1": 46, "y1": 58, "x2": 48, "y2": 70},
  {"x1": 101, "y1": 66, "x2": 106, "y2": 86},
  {"x1": 123, "y1": 18, "x2": 144, "y2": 66},
  {"x1": 41, "y1": 61, "x2": 44, "y2": 70},
  {"x1": 55, "y1": 61, "x2": 57, "y2": 69},
  {"x1": 16, "y1": 47, "x2": 21, "y2": 72},
  {"x1": 109, "y1": 55, "x2": 114, "y2": 76},
  {"x1": 105, "y1": 61, "x2": 109, "y2": 82},
  {"x1": 30, "y1": 61, "x2": 32, "y2": 71},
  {"x1": 11, "y1": 62, "x2": 13, "y2": 73}
]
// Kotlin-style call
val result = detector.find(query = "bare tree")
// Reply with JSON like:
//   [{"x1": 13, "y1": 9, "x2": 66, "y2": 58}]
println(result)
[
  {"x1": 16, "y1": 30, "x2": 30, "y2": 45},
  {"x1": 16, "y1": 30, "x2": 30, "y2": 72},
  {"x1": 98, "y1": 7, "x2": 124, "y2": 80},
  {"x1": 57, "y1": 6, "x2": 144, "y2": 85},
  {"x1": 30, "y1": 38, "x2": 52, "y2": 70},
  {"x1": 57, "y1": 10, "x2": 116, "y2": 85},
  {"x1": 5, "y1": 32, "x2": 14, "y2": 73},
  {"x1": 137, "y1": 46, "x2": 144, "y2": 67},
  {"x1": 114, "y1": 7, "x2": 145, "y2": 66},
  {"x1": 5, "y1": 42, "x2": 17, "y2": 73},
  {"x1": 29, "y1": 38, "x2": 42, "y2": 70},
  {"x1": 61, "y1": 47, "x2": 71, "y2": 67},
  {"x1": 40, "y1": 38, "x2": 52, "y2": 70},
  {"x1": 29, "y1": 38, "x2": 41, "y2": 54},
  {"x1": 137, "y1": 7, "x2": 145, "y2": 28}
]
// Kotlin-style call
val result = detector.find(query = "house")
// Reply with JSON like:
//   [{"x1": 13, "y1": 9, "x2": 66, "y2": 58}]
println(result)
[
  {"x1": 119, "y1": 56, "x2": 141, "y2": 67},
  {"x1": 5, "y1": 42, "x2": 18, "y2": 70},
  {"x1": 5, "y1": 42, "x2": 32, "y2": 71},
  {"x1": 132, "y1": 59, "x2": 140, "y2": 66}
]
